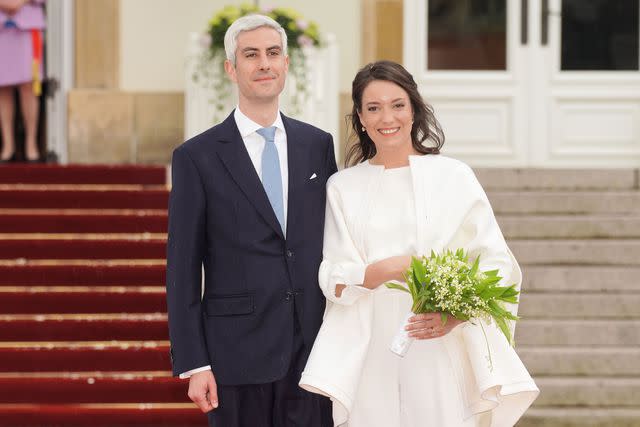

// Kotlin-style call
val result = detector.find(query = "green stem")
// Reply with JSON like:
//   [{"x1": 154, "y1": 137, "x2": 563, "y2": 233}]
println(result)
[{"x1": 479, "y1": 320, "x2": 494, "y2": 372}]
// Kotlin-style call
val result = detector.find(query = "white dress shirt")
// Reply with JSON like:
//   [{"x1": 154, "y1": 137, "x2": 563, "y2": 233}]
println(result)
[{"x1": 179, "y1": 107, "x2": 289, "y2": 379}]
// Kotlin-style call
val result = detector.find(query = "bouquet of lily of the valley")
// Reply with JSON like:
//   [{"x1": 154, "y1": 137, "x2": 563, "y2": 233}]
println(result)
[{"x1": 386, "y1": 249, "x2": 519, "y2": 358}]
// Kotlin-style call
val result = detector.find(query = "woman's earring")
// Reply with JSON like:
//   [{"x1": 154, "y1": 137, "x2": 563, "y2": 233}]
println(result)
[{"x1": 361, "y1": 126, "x2": 366, "y2": 132}]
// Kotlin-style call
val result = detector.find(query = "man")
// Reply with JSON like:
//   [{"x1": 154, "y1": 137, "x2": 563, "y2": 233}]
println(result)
[{"x1": 166, "y1": 14, "x2": 337, "y2": 427}]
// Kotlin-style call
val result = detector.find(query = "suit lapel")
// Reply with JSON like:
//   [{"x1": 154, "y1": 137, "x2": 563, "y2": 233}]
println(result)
[
  {"x1": 215, "y1": 112, "x2": 285, "y2": 239},
  {"x1": 282, "y1": 114, "x2": 307, "y2": 240}
]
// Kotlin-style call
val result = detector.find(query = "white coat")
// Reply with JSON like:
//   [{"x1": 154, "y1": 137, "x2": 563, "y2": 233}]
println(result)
[{"x1": 300, "y1": 155, "x2": 539, "y2": 426}]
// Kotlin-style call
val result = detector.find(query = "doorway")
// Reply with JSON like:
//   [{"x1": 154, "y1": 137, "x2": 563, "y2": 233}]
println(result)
[{"x1": 404, "y1": 0, "x2": 640, "y2": 167}]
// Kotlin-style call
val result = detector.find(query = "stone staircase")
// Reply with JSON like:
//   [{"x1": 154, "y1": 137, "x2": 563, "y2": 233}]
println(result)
[{"x1": 476, "y1": 169, "x2": 640, "y2": 427}]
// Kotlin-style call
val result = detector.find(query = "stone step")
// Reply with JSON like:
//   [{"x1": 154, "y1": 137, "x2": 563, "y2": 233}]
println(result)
[
  {"x1": 518, "y1": 408, "x2": 640, "y2": 427},
  {"x1": 516, "y1": 320, "x2": 640, "y2": 346},
  {"x1": 519, "y1": 293, "x2": 640, "y2": 318},
  {"x1": 487, "y1": 191, "x2": 640, "y2": 214},
  {"x1": 521, "y1": 266, "x2": 640, "y2": 293},
  {"x1": 510, "y1": 240, "x2": 640, "y2": 265},
  {"x1": 499, "y1": 215, "x2": 640, "y2": 239},
  {"x1": 517, "y1": 347, "x2": 640, "y2": 376},
  {"x1": 475, "y1": 169, "x2": 638, "y2": 190},
  {"x1": 533, "y1": 377, "x2": 640, "y2": 407}
]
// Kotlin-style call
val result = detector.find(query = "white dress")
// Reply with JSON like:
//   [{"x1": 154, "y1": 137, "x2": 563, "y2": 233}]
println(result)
[
  {"x1": 347, "y1": 165, "x2": 481, "y2": 427},
  {"x1": 300, "y1": 155, "x2": 539, "y2": 427}
]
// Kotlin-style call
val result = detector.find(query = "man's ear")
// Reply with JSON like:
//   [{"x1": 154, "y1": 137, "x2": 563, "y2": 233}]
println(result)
[{"x1": 224, "y1": 59, "x2": 237, "y2": 83}]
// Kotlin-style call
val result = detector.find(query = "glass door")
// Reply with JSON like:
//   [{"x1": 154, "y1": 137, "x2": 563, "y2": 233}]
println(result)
[
  {"x1": 560, "y1": 0, "x2": 638, "y2": 71},
  {"x1": 427, "y1": 0, "x2": 507, "y2": 70}
]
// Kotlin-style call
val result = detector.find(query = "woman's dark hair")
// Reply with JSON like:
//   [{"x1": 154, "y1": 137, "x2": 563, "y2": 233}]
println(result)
[{"x1": 345, "y1": 60, "x2": 445, "y2": 167}]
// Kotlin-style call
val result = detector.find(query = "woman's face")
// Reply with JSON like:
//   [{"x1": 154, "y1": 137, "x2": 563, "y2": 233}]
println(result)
[{"x1": 358, "y1": 79, "x2": 414, "y2": 155}]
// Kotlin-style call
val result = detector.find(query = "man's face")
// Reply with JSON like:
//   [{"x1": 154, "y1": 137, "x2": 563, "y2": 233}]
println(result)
[{"x1": 225, "y1": 26, "x2": 289, "y2": 104}]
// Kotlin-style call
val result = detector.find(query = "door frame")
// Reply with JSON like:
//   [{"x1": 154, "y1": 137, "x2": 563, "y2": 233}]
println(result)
[{"x1": 45, "y1": 0, "x2": 74, "y2": 164}]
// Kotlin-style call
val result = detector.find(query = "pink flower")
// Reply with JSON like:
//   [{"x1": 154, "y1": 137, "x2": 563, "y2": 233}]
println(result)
[
  {"x1": 297, "y1": 35, "x2": 313, "y2": 47},
  {"x1": 199, "y1": 33, "x2": 212, "y2": 48},
  {"x1": 296, "y1": 19, "x2": 308, "y2": 30},
  {"x1": 261, "y1": 6, "x2": 274, "y2": 13}
]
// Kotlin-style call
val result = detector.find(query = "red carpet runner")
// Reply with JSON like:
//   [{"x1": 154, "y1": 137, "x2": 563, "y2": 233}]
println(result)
[{"x1": 0, "y1": 164, "x2": 207, "y2": 426}]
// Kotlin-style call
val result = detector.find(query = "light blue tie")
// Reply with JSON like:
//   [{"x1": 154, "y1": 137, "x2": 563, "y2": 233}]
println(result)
[{"x1": 257, "y1": 127, "x2": 284, "y2": 232}]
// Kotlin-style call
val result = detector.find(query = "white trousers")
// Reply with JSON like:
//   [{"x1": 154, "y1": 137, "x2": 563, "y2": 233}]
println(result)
[{"x1": 346, "y1": 292, "x2": 490, "y2": 427}]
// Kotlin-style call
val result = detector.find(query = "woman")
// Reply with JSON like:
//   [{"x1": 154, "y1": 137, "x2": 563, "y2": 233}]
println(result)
[
  {"x1": 300, "y1": 61, "x2": 538, "y2": 427},
  {"x1": 0, "y1": 0, "x2": 45, "y2": 163}
]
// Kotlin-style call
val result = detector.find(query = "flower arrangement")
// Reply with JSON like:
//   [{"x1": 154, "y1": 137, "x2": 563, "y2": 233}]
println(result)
[
  {"x1": 386, "y1": 249, "x2": 520, "y2": 363},
  {"x1": 192, "y1": 4, "x2": 322, "y2": 121}
]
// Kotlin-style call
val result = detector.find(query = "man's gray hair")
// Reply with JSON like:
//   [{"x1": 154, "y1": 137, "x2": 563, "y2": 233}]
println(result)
[{"x1": 224, "y1": 14, "x2": 288, "y2": 66}]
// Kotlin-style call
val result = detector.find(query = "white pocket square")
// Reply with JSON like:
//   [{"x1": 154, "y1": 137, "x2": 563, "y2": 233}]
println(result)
[{"x1": 309, "y1": 173, "x2": 318, "y2": 180}]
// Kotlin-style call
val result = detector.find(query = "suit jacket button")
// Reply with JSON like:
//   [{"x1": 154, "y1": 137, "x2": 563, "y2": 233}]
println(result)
[{"x1": 286, "y1": 250, "x2": 294, "y2": 258}]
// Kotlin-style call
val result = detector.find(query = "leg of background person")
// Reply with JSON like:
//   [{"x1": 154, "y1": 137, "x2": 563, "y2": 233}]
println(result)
[
  {"x1": 18, "y1": 82, "x2": 40, "y2": 160},
  {"x1": 0, "y1": 86, "x2": 16, "y2": 160}
]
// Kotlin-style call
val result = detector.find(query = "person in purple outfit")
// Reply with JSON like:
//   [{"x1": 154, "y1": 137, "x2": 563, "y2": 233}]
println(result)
[{"x1": 0, "y1": 0, "x2": 45, "y2": 163}]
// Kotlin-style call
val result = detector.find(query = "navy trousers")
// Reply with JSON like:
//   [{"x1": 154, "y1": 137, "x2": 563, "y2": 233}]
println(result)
[{"x1": 207, "y1": 313, "x2": 332, "y2": 427}]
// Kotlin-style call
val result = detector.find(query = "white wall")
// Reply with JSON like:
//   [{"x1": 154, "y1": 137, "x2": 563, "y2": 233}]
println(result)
[{"x1": 119, "y1": 0, "x2": 360, "y2": 93}]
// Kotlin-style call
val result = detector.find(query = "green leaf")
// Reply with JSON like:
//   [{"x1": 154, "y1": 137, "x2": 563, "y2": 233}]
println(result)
[
  {"x1": 499, "y1": 295, "x2": 519, "y2": 304},
  {"x1": 481, "y1": 285, "x2": 509, "y2": 299},
  {"x1": 411, "y1": 256, "x2": 427, "y2": 282},
  {"x1": 479, "y1": 276, "x2": 502, "y2": 287},
  {"x1": 408, "y1": 270, "x2": 420, "y2": 300},
  {"x1": 440, "y1": 312, "x2": 448, "y2": 326},
  {"x1": 475, "y1": 279, "x2": 490, "y2": 295},
  {"x1": 488, "y1": 300, "x2": 508, "y2": 315},
  {"x1": 469, "y1": 255, "x2": 480, "y2": 277},
  {"x1": 500, "y1": 285, "x2": 520, "y2": 297},
  {"x1": 493, "y1": 315, "x2": 514, "y2": 346},
  {"x1": 385, "y1": 282, "x2": 410, "y2": 293},
  {"x1": 484, "y1": 269, "x2": 500, "y2": 277}
]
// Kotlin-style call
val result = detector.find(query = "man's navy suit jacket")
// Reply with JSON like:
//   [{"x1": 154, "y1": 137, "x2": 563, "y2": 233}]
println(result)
[{"x1": 166, "y1": 111, "x2": 338, "y2": 386}]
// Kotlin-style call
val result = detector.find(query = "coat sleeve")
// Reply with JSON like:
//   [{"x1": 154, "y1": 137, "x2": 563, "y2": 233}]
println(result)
[
  {"x1": 165, "y1": 146, "x2": 211, "y2": 376},
  {"x1": 440, "y1": 164, "x2": 537, "y2": 424},
  {"x1": 318, "y1": 177, "x2": 372, "y2": 305},
  {"x1": 323, "y1": 132, "x2": 338, "y2": 177},
  {"x1": 446, "y1": 164, "x2": 522, "y2": 318}
]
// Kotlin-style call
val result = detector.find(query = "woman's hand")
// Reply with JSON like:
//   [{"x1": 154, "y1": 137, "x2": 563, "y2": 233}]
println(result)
[
  {"x1": 405, "y1": 312, "x2": 464, "y2": 340},
  {"x1": 334, "y1": 255, "x2": 412, "y2": 298},
  {"x1": 362, "y1": 255, "x2": 411, "y2": 289}
]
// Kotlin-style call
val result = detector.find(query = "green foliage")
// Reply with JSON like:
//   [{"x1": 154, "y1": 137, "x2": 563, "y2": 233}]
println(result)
[
  {"x1": 206, "y1": 4, "x2": 321, "y2": 53},
  {"x1": 386, "y1": 249, "x2": 520, "y2": 346},
  {"x1": 193, "y1": 4, "x2": 322, "y2": 123}
]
